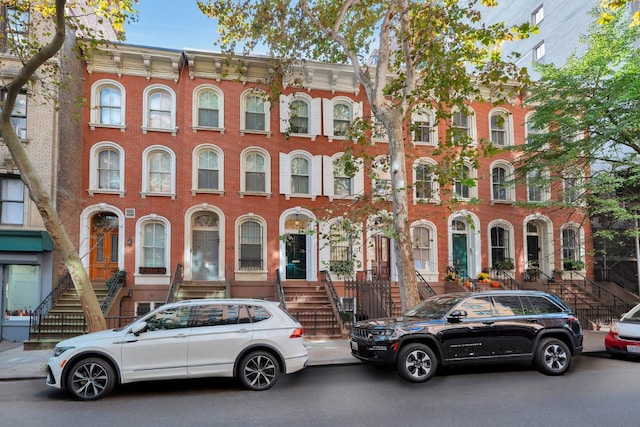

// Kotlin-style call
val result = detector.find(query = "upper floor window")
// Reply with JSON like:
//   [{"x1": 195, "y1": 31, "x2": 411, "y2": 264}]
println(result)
[
  {"x1": 451, "y1": 109, "x2": 476, "y2": 144},
  {"x1": 371, "y1": 116, "x2": 388, "y2": 142},
  {"x1": 88, "y1": 142, "x2": 125, "y2": 195},
  {"x1": 414, "y1": 159, "x2": 439, "y2": 203},
  {"x1": 561, "y1": 226, "x2": 582, "y2": 270},
  {"x1": 412, "y1": 107, "x2": 436, "y2": 145},
  {"x1": 279, "y1": 152, "x2": 321, "y2": 199},
  {"x1": 193, "y1": 85, "x2": 224, "y2": 131},
  {"x1": 290, "y1": 100, "x2": 309, "y2": 134},
  {"x1": 192, "y1": 145, "x2": 224, "y2": 193},
  {"x1": 89, "y1": 80, "x2": 126, "y2": 130},
  {"x1": 491, "y1": 162, "x2": 514, "y2": 202},
  {"x1": 323, "y1": 154, "x2": 364, "y2": 200},
  {"x1": 241, "y1": 90, "x2": 271, "y2": 135},
  {"x1": 563, "y1": 170, "x2": 583, "y2": 205},
  {"x1": 533, "y1": 41, "x2": 546, "y2": 62},
  {"x1": 291, "y1": 156, "x2": 309, "y2": 195},
  {"x1": 323, "y1": 97, "x2": 362, "y2": 140},
  {"x1": 454, "y1": 163, "x2": 476, "y2": 200},
  {"x1": 531, "y1": 5, "x2": 544, "y2": 25},
  {"x1": 241, "y1": 148, "x2": 271, "y2": 196},
  {"x1": 412, "y1": 223, "x2": 434, "y2": 271},
  {"x1": 527, "y1": 169, "x2": 548, "y2": 202},
  {"x1": 2, "y1": 6, "x2": 29, "y2": 51},
  {"x1": 373, "y1": 156, "x2": 392, "y2": 198},
  {"x1": 489, "y1": 110, "x2": 511, "y2": 146},
  {"x1": 525, "y1": 112, "x2": 547, "y2": 145},
  {"x1": 0, "y1": 90, "x2": 27, "y2": 139},
  {"x1": 490, "y1": 225, "x2": 510, "y2": 268},
  {"x1": 280, "y1": 93, "x2": 320, "y2": 138},
  {"x1": 141, "y1": 221, "x2": 167, "y2": 269},
  {"x1": 239, "y1": 218, "x2": 264, "y2": 271},
  {"x1": 142, "y1": 146, "x2": 175, "y2": 198},
  {"x1": 142, "y1": 85, "x2": 176, "y2": 134},
  {"x1": 0, "y1": 175, "x2": 24, "y2": 225}
]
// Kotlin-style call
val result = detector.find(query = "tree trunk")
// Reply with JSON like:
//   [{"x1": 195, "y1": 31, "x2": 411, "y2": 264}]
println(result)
[{"x1": 1, "y1": 124, "x2": 107, "y2": 332}]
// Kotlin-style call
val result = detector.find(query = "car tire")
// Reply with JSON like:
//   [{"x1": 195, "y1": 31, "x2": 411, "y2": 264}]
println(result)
[
  {"x1": 535, "y1": 338, "x2": 571, "y2": 376},
  {"x1": 396, "y1": 343, "x2": 437, "y2": 383},
  {"x1": 238, "y1": 351, "x2": 280, "y2": 391},
  {"x1": 67, "y1": 357, "x2": 116, "y2": 401}
]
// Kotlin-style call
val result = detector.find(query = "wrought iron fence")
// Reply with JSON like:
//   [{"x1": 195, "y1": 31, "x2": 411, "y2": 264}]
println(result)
[{"x1": 288, "y1": 310, "x2": 341, "y2": 336}]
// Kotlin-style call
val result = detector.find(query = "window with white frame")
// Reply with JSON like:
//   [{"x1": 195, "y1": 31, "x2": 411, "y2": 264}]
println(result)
[
  {"x1": 527, "y1": 169, "x2": 547, "y2": 202},
  {"x1": 491, "y1": 162, "x2": 514, "y2": 202},
  {"x1": 329, "y1": 220, "x2": 352, "y2": 274},
  {"x1": 490, "y1": 225, "x2": 510, "y2": 267},
  {"x1": 142, "y1": 221, "x2": 166, "y2": 269},
  {"x1": 333, "y1": 161, "x2": 352, "y2": 196},
  {"x1": 323, "y1": 97, "x2": 362, "y2": 140},
  {"x1": 373, "y1": 156, "x2": 392, "y2": 197},
  {"x1": 241, "y1": 149, "x2": 270, "y2": 194},
  {"x1": 525, "y1": 113, "x2": 545, "y2": 145},
  {"x1": 142, "y1": 85, "x2": 176, "y2": 134},
  {"x1": 323, "y1": 154, "x2": 364, "y2": 200},
  {"x1": 89, "y1": 80, "x2": 125, "y2": 129},
  {"x1": 489, "y1": 111, "x2": 510, "y2": 146},
  {"x1": 561, "y1": 227, "x2": 581, "y2": 270},
  {"x1": 195, "y1": 147, "x2": 222, "y2": 191},
  {"x1": 89, "y1": 142, "x2": 125, "y2": 195},
  {"x1": 2, "y1": 6, "x2": 29, "y2": 51},
  {"x1": 414, "y1": 159, "x2": 438, "y2": 202},
  {"x1": 291, "y1": 156, "x2": 309, "y2": 194},
  {"x1": 289, "y1": 100, "x2": 309, "y2": 134},
  {"x1": 333, "y1": 102, "x2": 351, "y2": 137},
  {"x1": 454, "y1": 164, "x2": 475, "y2": 200},
  {"x1": 242, "y1": 91, "x2": 270, "y2": 133},
  {"x1": 563, "y1": 170, "x2": 582, "y2": 205},
  {"x1": 280, "y1": 93, "x2": 320, "y2": 138},
  {"x1": 239, "y1": 219, "x2": 264, "y2": 270},
  {"x1": 1, "y1": 90, "x2": 27, "y2": 139},
  {"x1": 135, "y1": 301, "x2": 166, "y2": 317},
  {"x1": 452, "y1": 111, "x2": 471, "y2": 143},
  {"x1": 1, "y1": 175, "x2": 24, "y2": 225},
  {"x1": 531, "y1": 5, "x2": 544, "y2": 25},
  {"x1": 533, "y1": 41, "x2": 546, "y2": 62},
  {"x1": 412, "y1": 224, "x2": 433, "y2": 271},
  {"x1": 193, "y1": 86, "x2": 223, "y2": 129},
  {"x1": 142, "y1": 147, "x2": 175, "y2": 197},
  {"x1": 413, "y1": 107, "x2": 436, "y2": 145}
]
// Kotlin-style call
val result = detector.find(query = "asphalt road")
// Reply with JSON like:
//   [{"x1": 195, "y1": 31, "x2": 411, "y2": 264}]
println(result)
[{"x1": 1, "y1": 353, "x2": 639, "y2": 427}]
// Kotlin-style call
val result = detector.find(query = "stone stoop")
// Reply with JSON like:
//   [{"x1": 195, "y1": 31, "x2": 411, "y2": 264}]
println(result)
[{"x1": 283, "y1": 281, "x2": 343, "y2": 339}]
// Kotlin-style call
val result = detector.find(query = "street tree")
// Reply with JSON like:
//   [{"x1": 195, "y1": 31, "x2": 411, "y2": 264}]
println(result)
[
  {"x1": 198, "y1": 0, "x2": 532, "y2": 310},
  {"x1": 516, "y1": 7, "x2": 640, "y2": 276},
  {"x1": 0, "y1": 0, "x2": 135, "y2": 332}
]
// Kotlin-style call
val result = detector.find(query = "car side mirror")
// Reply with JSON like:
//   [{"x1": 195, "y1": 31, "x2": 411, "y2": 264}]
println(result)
[
  {"x1": 130, "y1": 321, "x2": 148, "y2": 336},
  {"x1": 447, "y1": 310, "x2": 468, "y2": 323}
]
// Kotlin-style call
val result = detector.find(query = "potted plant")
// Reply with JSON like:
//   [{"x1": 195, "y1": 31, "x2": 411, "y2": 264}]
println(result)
[
  {"x1": 493, "y1": 258, "x2": 514, "y2": 271},
  {"x1": 552, "y1": 268, "x2": 563, "y2": 279},
  {"x1": 477, "y1": 272, "x2": 490, "y2": 282}
]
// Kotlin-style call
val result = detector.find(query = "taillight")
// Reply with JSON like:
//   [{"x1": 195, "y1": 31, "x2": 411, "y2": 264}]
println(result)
[{"x1": 290, "y1": 327, "x2": 304, "y2": 338}]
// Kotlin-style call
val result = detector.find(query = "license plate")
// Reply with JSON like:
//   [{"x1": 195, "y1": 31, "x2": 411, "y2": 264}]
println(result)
[
  {"x1": 627, "y1": 345, "x2": 640, "y2": 353},
  {"x1": 350, "y1": 341, "x2": 358, "y2": 351}
]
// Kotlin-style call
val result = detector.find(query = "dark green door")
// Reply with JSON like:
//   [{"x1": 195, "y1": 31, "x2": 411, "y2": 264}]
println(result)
[
  {"x1": 452, "y1": 234, "x2": 468, "y2": 279},
  {"x1": 286, "y1": 234, "x2": 306, "y2": 279}
]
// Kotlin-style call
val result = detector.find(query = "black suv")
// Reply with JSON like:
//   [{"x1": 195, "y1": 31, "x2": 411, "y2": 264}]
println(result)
[{"x1": 350, "y1": 290, "x2": 583, "y2": 382}]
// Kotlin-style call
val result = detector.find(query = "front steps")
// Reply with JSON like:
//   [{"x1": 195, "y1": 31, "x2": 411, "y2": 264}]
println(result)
[{"x1": 282, "y1": 282, "x2": 343, "y2": 339}]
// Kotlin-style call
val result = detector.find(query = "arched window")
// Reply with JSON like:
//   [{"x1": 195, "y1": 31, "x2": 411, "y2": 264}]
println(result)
[
  {"x1": 562, "y1": 227, "x2": 582, "y2": 270},
  {"x1": 412, "y1": 224, "x2": 432, "y2": 271},
  {"x1": 142, "y1": 221, "x2": 166, "y2": 268},
  {"x1": 242, "y1": 91, "x2": 270, "y2": 132},
  {"x1": 89, "y1": 142, "x2": 125, "y2": 195},
  {"x1": 142, "y1": 85, "x2": 176, "y2": 134},
  {"x1": 333, "y1": 102, "x2": 351, "y2": 136},
  {"x1": 490, "y1": 226, "x2": 510, "y2": 266},
  {"x1": 289, "y1": 99, "x2": 309, "y2": 134},
  {"x1": 241, "y1": 149, "x2": 270, "y2": 194},
  {"x1": 90, "y1": 80, "x2": 126, "y2": 129},
  {"x1": 142, "y1": 146, "x2": 175, "y2": 197},
  {"x1": 239, "y1": 219, "x2": 264, "y2": 270},
  {"x1": 197, "y1": 150, "x2": 219, "y2": 190},
  {"x1": 414, "y1": 159, "x2": 439, "y2": 202},
  {"x1": 489, "y1": 110, "x2": 511, "y2": 146},
  {"x1": 490, "y1": 161, "x2": 515, "y2": 202},
  {"x1": 291, "y1": 156, "x2": 310, "y2": 194},
  {"x1": 412, "y1": 107, "x2": 436, "y2": 144},
  {"x1": 197, "y1": 90, "x2": 219, "y2": 127}
]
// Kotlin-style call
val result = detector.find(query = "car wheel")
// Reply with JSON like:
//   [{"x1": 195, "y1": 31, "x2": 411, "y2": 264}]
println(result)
[
  {"x1": 396, "y1": 343, "x2": 437, "y2": 383},
  {"x1": 238, "y1": 351, "x2": 280, "y2": 391},
  {"x1": 67, "y1": 357, "x2": 116, "y2": 400},
  {"x1": 535, "y1": 338, "x2": 571, "y2": 376}
]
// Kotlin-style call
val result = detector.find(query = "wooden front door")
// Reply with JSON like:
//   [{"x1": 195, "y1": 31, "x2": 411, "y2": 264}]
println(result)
[
  {"x1": 90, "y1": 213, "x2": 119, "y2": 281},
  {"x1": 371, "y1": 235, "x2": 390, "y2": 280}
]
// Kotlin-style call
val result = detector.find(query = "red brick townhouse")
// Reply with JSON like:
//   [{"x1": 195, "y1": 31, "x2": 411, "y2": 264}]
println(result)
[{"x1": 79, "y1": 43, "x2": 591, "y2": 317}]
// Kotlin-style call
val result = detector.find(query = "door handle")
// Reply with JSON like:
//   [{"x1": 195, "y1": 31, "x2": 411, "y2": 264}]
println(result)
[{"x1": 482, "y1": 320, "x2": 495, "y2": 325}]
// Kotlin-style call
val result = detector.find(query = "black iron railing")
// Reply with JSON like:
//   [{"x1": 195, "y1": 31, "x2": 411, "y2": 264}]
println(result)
[
  {"x1": 416, "y1": 270, "x2": 436, "y2": 299},
  {"x1": 165, "y1": 264, "x2": 184, "y2": 304},
  {"x1": 493, "y1": 269, "x2": 520, "y2": 290},
  {"x1": 100, "y1": 270, "x2": 127, "y2": 314},
  {"x1": 567, "y1": 271, "x2": 636, "y2": 308},
  {"x1": 29, "y1": 271, "x2": 74, "y2": 336},
  {"x1": 275, "y1": 268, "x2": 287, "y2": 310},
  {"x1": 286, "y1": 310, "x2": 341, "y2": 336},
  {"x1": 320, "y1": 270, "x2": 347, "y2": 336},
  {"x1": 343, "y1": 270, "x2": 398, "y2": 329}
]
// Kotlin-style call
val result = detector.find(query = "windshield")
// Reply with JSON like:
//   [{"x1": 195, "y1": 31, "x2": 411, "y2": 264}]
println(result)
[
  {"x1": 404, "y1": 295, "x2": 465, "y2": 320},
  {"x1": 622, "y1": 304, "x2": 640, "y2": 323}
]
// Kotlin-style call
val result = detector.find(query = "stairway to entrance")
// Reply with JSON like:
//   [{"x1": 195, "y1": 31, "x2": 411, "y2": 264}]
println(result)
[
  {"x1": 282, "y1": 281, "x2": 343, "y2": 339},
  {"x1": 172, "y1": 282, "x2": 227, "y2": 300}
]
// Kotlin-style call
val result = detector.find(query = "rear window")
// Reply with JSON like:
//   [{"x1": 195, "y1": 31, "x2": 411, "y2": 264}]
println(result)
[
  {"x1": 521, "y1": 296, "x2": 563, "y2": 315},
  {"x1": 248, "y1": 305, "x2": 272, "y2": 323}
]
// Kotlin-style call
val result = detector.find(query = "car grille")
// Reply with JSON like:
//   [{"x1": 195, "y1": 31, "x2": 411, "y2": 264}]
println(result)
[{"x1": 351, "y1": 327, "x2": 370, "y2": 339}]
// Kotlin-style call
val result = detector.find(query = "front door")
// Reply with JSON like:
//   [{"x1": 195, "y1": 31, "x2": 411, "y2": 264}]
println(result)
[
  {"x1": 371, "y1": 235, "x2": 390, "y2": 280},
  {"x1": 89, "y1": 213, "x2": 119, "y2": 281},
  {"x1": 286, "y1": 234, "x2": 306, "y2": 279},
  {"x1": 192, "y1": 230, "x2": 219, "y2": 280},
  {"x1": 452, "y1": 234, "x2": 468, "y2": 279},
  {"x1": 527, "y1": 235, "x2": 540, "y2": 268}
]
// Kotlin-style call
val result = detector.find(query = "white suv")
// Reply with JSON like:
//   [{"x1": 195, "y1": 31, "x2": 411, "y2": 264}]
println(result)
[{"x1": 46, "y1": 299, "x2": 308, "y2": 400}]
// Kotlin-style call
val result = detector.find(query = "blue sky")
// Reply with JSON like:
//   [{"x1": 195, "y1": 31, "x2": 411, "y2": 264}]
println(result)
[{"x1": 123, "y1": 0, "x2": 220, "y2": 50}]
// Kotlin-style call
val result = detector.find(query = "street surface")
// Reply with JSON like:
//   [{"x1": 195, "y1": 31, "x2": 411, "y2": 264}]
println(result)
[{"x1": 1, "y1": 352, "x2": 639, "y2": 427}]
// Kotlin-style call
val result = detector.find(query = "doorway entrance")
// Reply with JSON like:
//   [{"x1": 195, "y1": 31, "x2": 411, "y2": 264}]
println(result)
[
  {"x1": 89, "y1": 213, "x2": 119, "y2": 281},
  {"x1": 370, "y1": 235, "x2": 391, "y2": 280},
  {"x1": 286, "y1": 234, "x2": 307, "y2": 279}
]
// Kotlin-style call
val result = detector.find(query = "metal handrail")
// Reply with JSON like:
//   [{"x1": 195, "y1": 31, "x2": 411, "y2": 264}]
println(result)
[
  {"x1": 165, "y1": 264, "x2": 183, "y2": 304},
  {"x1": 275, "y1": 268, "x2": 287, "y2": 311},
  {"x1": 567, "y1": 270, "x2": 633, "y2": 307},
  {"x1": 493, "y1": 269, "x2": 520, "y2": 290},
  {"x1": 320, "y1": 270, "x2": 346, "y2": 336},
  {"x1": 416, "y1": 270, "x2": 436, "y2": 299},
  {"x1": 100, "y1": 270, "x2": 127, "y2": 314},
  {"x1": 29, "y1": 271, "x2": 74, "y2": 335}
]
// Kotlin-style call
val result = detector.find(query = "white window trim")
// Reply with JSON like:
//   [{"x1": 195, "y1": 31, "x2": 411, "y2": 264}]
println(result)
[
  {"x1": 411, "y1": 220, "x2": 438, "y2": 281},
  {"x1": 318, "y1": 216, "x2": 363, "y2": 278},
  {"x1": 89, "y1": 79, "x2": 126, "y2": 131},
  {"x1": 322, "y1": 96, "x2": 363, "y2": 141},
  {"x1": 372, "y1": 155, "x2": 392, "y2": 199},
  {"x1": 526, "y1": 168, "x2": 550, "y2": 202},
  {"x1": 322, "y1": 153, "x2": 364, "y2": 201},
  {"x1": 279, "y1": 151, "x2": 322, "y2": 200},
  {"x1": 279, "y1": 93, "x2": 321, "y2": 140},
  {"x1": 412, "y1": 158, "x2": 440, "y2": 204},
  {"x1": 141, "y1": 84, "x2": 177, "y2": 136},
  {"x1": 453, "y1": 162, "x2": 478, "y2": 201},
  {"x1": 88, "y1": 141, "x2": 125, "y2": 196},
  {"x1": 239, "y1": 146, "x2": 271, "y2": 197},
  {"x1": 191, "y1": 143, "x2": 224, "y2": 195},
  {"x1": 371, "y1": 116, "x2": 389, "y2": 143},
  {"x1": 411, "y1": 106, "x2": 437, "y2": 146},
  {"x1": 531, "y1": 4, "x2": 544, "y2": 25},
  {"x1": 451, "y1": 107, "x2": 477, "y2": 145},
  {"x1": 488, "y1": 108, "x2": 513, "y2": 147},
  {"x1": 240, "y1": 89, "x2": 271, "y2": 137},
  {"x1": 560, "y1": 223, "x2": 585, "y2": 271},
  {"x1": 141, "y1": 145, "x2": 176, "y2": 199},
  {"x1": 134, "y1": 214, "x2": 171, "y2": 284},
  {"x1": 533, "y1": 41, "x2": 546, "y2": 62},
  {"x1": 191, "y1": 84, "x2": 225, "y2": 134},
  {"x1": 235, "y1": 214, "x2": 268, "y2": 274},
  {"x1": 183, "y1": 205, "x2": 226, "y2": 281},
  {"x1": 524, "y1": 111, "x2": 548, "y2": 147},
  {"x1": 487, "y1": 219, "x2": 515, "y2": 271},
  {"x1": 562, "y1": 170, "x2": 585, "y2": 207},
  {"x1": 489, "y1": 160, "x2": 515, "y2": 204}
]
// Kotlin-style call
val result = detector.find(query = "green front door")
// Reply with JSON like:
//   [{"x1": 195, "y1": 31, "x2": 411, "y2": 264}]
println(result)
[
  {"x1": 286, "y1": 234, "x2": 306, "y2": 279},
  {"x1": 452, "y1": 234, "x2": 468, "y2": 279}
]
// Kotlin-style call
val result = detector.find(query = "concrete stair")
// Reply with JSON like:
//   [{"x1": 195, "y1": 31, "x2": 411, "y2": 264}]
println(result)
[
  {"x1": 282, "y1": 282, "x2": 343, "y2": 339},
  {"x1": 174, "y1": 282, "x2": 227, "y2": 300}
]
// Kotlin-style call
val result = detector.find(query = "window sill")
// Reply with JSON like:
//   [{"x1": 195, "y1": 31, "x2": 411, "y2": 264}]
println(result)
[
  {"x1": 138, "y1": 267, "x2": 167, "y2": 275},
  {"x1": 192, "y1": 126, "x2": 225, "y2": 134},
  {"x1": 490, "y1": 199, "x2": 515, "y2": 205},
  {"x1": 88, "y1": 189, "x2": 126, "y2": 198},
  {"x1": 238, "y1": 191, "x2": 271, "y2": 199},
  {"x1": 413, "y1": 198, "x2": 440, "y2": 205},
  {"x1": 142, "y1": 126, "x2": 178, "y2": 136},
  {"x1": 191, "y1": 189, "x2": 225, "y2": 196},
  {"x1": 140, "y1": 192, "x2": 176, "y2": 200},
  {"x1": 240, "y1": 129, "x2": 271, "y2": 138},
  {"x1": 286, "y1": 133, "x2": 317, "y2": 141},
  {"x1": 328, "y1": 194, "x2": 358, "y2": 202},
  {"x1": 89, "y1": 123, "x2": 126, "y2": 132},
  {"x1": 284, "y1": 194, "x2": 317, "y2": 201}
]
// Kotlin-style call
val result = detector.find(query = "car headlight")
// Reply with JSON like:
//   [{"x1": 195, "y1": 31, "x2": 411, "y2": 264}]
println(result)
[{"x1": 52, "y1": 346, "x2": 75, "y2": 358}]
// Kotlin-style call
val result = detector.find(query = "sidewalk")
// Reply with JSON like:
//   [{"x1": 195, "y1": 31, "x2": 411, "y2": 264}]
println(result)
[{"x1": 0, "y1": 331, "x2": 608, "y2": 381}]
